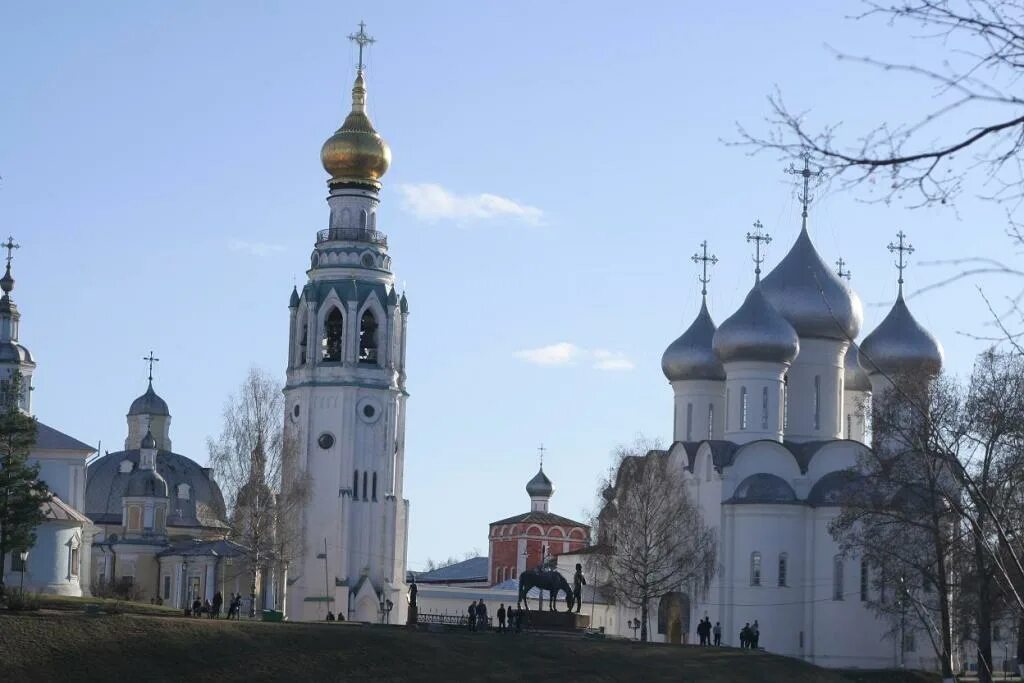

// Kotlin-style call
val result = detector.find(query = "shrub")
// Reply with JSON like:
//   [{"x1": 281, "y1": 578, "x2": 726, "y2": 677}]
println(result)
[{"x1": 6, "y1": 589, "x2": 41, "y2": 611}]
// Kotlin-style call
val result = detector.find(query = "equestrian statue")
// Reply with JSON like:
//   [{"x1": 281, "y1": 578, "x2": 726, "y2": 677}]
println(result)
[{"x1": 517, "y1": 568, "x2": 574, "y2": 612}]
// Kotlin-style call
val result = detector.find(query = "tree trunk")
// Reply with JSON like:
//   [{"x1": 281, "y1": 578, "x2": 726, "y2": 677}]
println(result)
[
  {"x1": 975, "y1": 545, "x2": 994, "y2": 683},
  {"x1": 640, "y1": 596, "x2": 649, "y2": 642},
  {"x1": 937, "y1": 554, "x2": 956, "y2": 683}
]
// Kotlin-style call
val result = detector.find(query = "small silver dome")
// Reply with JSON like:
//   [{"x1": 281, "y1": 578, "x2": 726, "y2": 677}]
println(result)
[
  {"x1": 844, "y1": 345, "x2": 871, "y2": 392},
  {"x1": 526, "y1": 467, "x2": 553, "y2": 498},
  {"x1": 713, "y1": 285, "x2": 799, "y2": 365},
  {"x1": 129, "y1": 381, "x2": 170, "y2": 417},
  {"x1": 859, "y1": 292, "x2": 943, "y2": 377},
  {"x1": 662, "y1": 299, "x2": 726, "y2": 382},
  {"x1": 126, "y1": 467, "x2": 169, "y2": 498},
  {"x1": 761, "y1": 227, "x2": 863, "y2": 341}
]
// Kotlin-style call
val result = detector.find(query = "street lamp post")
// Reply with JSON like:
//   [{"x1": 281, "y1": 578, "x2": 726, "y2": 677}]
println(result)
[
  {"x1": 18, "y1": 550, "x2": 28, "y2": 593},
  {"x1": 629, "y1": 618, "x2": 641, "y2": 640}
]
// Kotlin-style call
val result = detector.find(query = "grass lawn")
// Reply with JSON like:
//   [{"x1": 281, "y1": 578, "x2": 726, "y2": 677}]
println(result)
[
  {"x1": 27, "y1": 594, "x2": 182, "y2": 617},
  {"x1": 0, "y1": 611, "x2": 940, "y2": 682}
]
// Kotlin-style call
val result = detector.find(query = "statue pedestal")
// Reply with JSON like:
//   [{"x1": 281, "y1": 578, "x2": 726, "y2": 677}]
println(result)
[
  {"x1": 523, "y1": 610, "x2": 590, "y2": 632},
  {"x1": 406, "y1": 605, "x2": 418, "y2": 626}
]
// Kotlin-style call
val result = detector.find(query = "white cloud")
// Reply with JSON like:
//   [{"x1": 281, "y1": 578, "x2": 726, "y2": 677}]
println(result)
[
  {"x1": 398, "y1": 183, "x2": 544, "y2": 226},
  {"x1": 591, "y1": 350, "x2": 635, "y2": 371},
  {"x1": 228, "y1": 240, "x2": 286, "y2": 257},
  {"x1": 514, "y1": 343, "x2": 634, "y2": 371},
  {"x1": 514, "y1": 342, "x2": 580, "y2": 366}
]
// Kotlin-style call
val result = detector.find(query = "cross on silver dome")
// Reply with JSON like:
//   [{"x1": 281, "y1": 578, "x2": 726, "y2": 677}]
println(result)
[
  {"x1": 143, "y1": 350, "x2": 160, "y2": 383},
  {"x1": 836, "y1": 257, "x2": 851, "y2": 281},
  {"x1": 785, "y1": 152, "x2": 824, "y2": 228},
  {"x1": 746, "y1": 220, "x2": 771, "y2": 282},
  {"x1": 2, "y1": 237, "x2": 19, "y2": 266},
  {"x1": 888, "y1": 230, "x2": 914, "y2": 293},
  {"x1": 692, "y1": 240, "x2": 718, "y2": 297}
]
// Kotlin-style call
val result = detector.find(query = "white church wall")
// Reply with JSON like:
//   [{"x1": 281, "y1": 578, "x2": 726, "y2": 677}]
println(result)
[
  {"x1": 783, "y1": 339, "x2": 847, "y2": 443},
  {"x1": 31, "y1": 452, "x2": 86, "y2": 510},
  {"x1": 804, "y1": 441, "x2": 864, "y2": 486},
  {"x1": 721, "y1": 441, "x2": 801, "y2": 500},
  {"x1": 671, "y1": 379, "x2": 724, "y2": 442},
  {"x1": 4, "y1": 521, "x2": 83, "y2": 596}
]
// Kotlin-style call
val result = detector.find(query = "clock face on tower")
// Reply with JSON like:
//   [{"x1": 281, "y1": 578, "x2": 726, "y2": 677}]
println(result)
[{"x1": 318, "y1": 433, "x2": 335, "y2": 450}]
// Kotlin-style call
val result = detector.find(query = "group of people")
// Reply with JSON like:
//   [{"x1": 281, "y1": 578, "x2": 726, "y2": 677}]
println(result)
[
  {"x1": 467, "y1": 600, "x2": 523, "y2": 633},
  {"x1": 739, "y1": 620, "x2": 760, "y2": 649},
  {"x1": 188, "y1": 591, "x2": 243, "y2": 620},
  {"x1": 695, "y1": 617, "x2": 722, "y2": 646}
]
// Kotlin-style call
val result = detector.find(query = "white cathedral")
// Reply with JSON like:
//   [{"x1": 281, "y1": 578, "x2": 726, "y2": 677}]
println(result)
[
  {"x1": 280, "y1": 37, "x2": 411, "y2": 623},
  {"x1": 594, "y1": 173, "x2": 943, "y2": 667}
]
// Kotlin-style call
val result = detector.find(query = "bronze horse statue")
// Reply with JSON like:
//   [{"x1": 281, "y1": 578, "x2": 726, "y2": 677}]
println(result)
[{"x1": 517, "y1": 569, "x2": 574, "y2": 612}]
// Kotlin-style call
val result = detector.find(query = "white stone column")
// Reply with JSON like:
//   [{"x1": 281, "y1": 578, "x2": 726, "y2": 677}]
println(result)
[
  {"x1": 723, "y1": 361, "x2": 788, "y2": 444},
  {"x1": 205, "y1": 562, "x2": 215, "y2": 602}
]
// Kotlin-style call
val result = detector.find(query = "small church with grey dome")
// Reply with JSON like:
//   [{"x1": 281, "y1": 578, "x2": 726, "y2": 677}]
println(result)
[{"x1": 595, "y1": 161, "x2": 944, "y2": 668}]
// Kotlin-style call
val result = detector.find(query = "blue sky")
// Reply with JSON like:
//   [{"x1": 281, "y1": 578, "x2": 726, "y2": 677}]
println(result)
[{"x1": 2, "y1": 2, "x2": 1016, "y2": 570}]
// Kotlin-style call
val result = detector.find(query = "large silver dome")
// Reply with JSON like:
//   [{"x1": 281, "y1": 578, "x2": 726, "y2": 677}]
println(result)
[
  {"x1": 662, "y1": 299, "x2": 726, "y2": 382},
  {"x1": 859, "y1": 291, "x2": 943, "y2": 377},
  {"x1": 713, "y1": 285, "x2": 799, "y2": 365},
  {"x1": 128, "y1": 381, "x2": 170, "y2": 417},
  {"x1": 844, "y1": 345, "x2": 871, "y2": 392},
  {"x1": 761, "y1": 227, "x2": 863, "y2": 341}
]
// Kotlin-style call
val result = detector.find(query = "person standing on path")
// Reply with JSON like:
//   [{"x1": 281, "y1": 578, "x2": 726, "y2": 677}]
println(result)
[
  {"x1": 468, "y1": 601, "x2": 477, "y2": 631},
  {"x1": 497, "y1": 604, "x2": 506, "y2": 633},
  {"x1": 713, "y1": 621, "x2": 722, "y2": 646}
]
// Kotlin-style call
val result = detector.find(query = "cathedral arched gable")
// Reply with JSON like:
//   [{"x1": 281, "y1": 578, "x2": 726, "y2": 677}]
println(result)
[
  {"x1": 356, "y1": 290, "x2": 386, "y2": 322},
  {"x1": 547, "y1": 527, "x2": 564, "y2": 538},
  {"x1": 694, "y1": 442, "x2": 715, "y2": 481},
  {"x1": 318, "y1": 289, "x2": 346, "y2": 324},
  {"x1": 723, "y1": 440, "x2": 801, "y2": 499},
  {"x1": 804, "y1": 440, "x2": 868, "y2": 487},
  {"x1": 525, "y1": 524, "x2": 544, "y2": 537},
  {"x1": 666, "y1": 442, "x2": 691, "y2": 474}
]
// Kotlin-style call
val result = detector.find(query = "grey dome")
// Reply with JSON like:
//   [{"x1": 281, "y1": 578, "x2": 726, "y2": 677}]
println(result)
[
  {"x1": 844, "y1": 345, "x2": 871, "y2": 392},
  {"x1": 526, "y1": 467, "x2": 553, "y2": 498},
  {"x1": 126, "y1": 468, "x2": 169, "y2": 498},
  {"x1": 731, "y1": 473, "x2": 797, "y2": 504},
  {"x1": 0, "y1": 340, "x2": 33, "y2": 364},
  {"x1": 141, "y1": 429, "x2": 157, "y2": 450},
  {"x1": 129, "y1": 381, "x2": 170, "y2": 417},
  {"x1": 859, "y1": 292, "x2": 943, "y2": 377},
  {"x1": 86, "y1": 449, "x2": 228, "y2": 529},
  {"x1": 713, "y1": 285, "x2": 799, "y2": 364},
  {"x1": 761, "y1": 227, "x2": 863, "y2": 340},
  {"x1": 662, "y1": 299, "x2": 726, "y2": 382}
]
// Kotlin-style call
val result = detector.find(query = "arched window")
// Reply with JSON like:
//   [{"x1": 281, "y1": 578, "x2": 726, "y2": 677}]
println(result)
[
  {"x1": 740, "y1": 387, "x2": 748, "y2": 430},
  {"x1": 750, "y1": 551, "x2": 762, "y2": 586},
  {"x1": 847, "y1": 413, "x2": 853, "y2": 439},
  {"x1": 685, "y1": 403, "x2": 693, "y2": 441},
  {"x1": 353, "y1": 469, "x2": 359, "y2": 496},
  {"x1": 833, "y1": 555, "x2": 845, "y2": 600},
  {"x1": 322, "y1": 307, "x2": 344, "y2": 362},
  {"x1": 860, "y1": 560, "x2": 869, "y2": 601},
  {"x1": 761, "y1": 387, "x2": 769, "y2": 429},
  {"x1": 707, "y1": 403, "x2": 714, "y2": 439},
  {"x1": 177, "y1": 483, "x2": 191, "y2": 500},
  {"x1": 778, "y1": 553, "x2": 788, "y2": 587},
  {"x1": 726, "y1": 389, "x2": 731, "y2": 429},
  {"x1": 705, "y1": 453, "x2": 713, "y2": 482},
  {"x1": 297, "y1": 311, "x2": 308, "y2": 365},
  {"x1": 369, "y1": 211, "x2": 377, "y2": 230},
  {"x1": 340, "y1": 208, "x2": 351, "y2": 228},
  {"x1": 362, "y1": 471, "x2": 368, "y2": 501},
  {"x1": 358, "y1": 310, "x2": 379, "y2": 364},
  {"x1": 814, "y1": 375, "x2": 822, "y2": 430},
  {"x1": 359, "y1": 210, "x2": 368, "y2": 229},
  {"x1": 372, "y1": 472, "x2": 378, "y2": 501}
]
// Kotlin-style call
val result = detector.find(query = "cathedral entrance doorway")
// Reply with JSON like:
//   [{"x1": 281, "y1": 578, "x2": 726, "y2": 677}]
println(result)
[{"x1": 657, "y1": 592, "x2": 690, "y2": 645}]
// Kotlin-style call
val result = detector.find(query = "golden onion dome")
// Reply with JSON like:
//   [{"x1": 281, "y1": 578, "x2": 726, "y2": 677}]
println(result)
[{"x1": 320, "y1": 70, "x2": 391, "y2": 187}]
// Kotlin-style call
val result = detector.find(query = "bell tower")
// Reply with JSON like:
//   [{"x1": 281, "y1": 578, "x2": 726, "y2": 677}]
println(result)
[{"x1": 282, "y1": 24, "x2": 410, "y2": 623}]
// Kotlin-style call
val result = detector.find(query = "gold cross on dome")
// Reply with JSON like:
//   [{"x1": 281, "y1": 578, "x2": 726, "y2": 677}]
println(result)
[
  {"x1": 348, "y1": 21, "x2": 376, "y2": 71},
  {"x1": 746, "y1": 220, "x2": 772, "y2": 282},
  {"x1": 691, "y1": 240, "x2": 718, "y2": 297}
]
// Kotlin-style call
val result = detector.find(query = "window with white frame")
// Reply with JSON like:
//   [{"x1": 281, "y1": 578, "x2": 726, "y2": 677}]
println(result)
[
  {"x1": 833, "y1": 555, "x2": 844, "y2": 600},
  {"x1": 778, "y1": 553, "x2": 788, "y2": 587},
  {"x1": 750, "y1": 551, "x2": 762, "y2": 586}
]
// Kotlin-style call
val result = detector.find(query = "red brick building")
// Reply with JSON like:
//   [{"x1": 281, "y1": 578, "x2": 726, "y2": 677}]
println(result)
[{"x1": 486, "y1": 466, "x2": 590, "y2": 586}]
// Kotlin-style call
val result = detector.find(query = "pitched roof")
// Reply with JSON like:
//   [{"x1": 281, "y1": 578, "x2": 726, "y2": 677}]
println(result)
[
  {"x1": 157, "y1": 538, "x2": 248, "y2": 559},
  {"x1": 41, "y1": 495, "x2": 90, "y2": 523},
  {"x1": 489, "y1": 510, "x2": 590, "y2": 528},
  {"x1": 35, "y1": 420, "x2": 94, "y2": 452},
  {"x1": 411, "y1": 556, "x2": 489, "y2": 584}
]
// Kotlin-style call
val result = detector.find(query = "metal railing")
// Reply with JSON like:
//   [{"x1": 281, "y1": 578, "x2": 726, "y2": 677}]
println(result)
[
  {"x1": 316, "y1": 227, "x2": 388, "y2": 247},
  {"x1": 417, "y1": 612, "x2": 493, "y2": 628}
]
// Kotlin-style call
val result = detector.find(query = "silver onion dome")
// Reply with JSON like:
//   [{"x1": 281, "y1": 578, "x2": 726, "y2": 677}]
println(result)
[
  {"x1": 662, "y1": 299, "x2": 726, "y2": 382},
  {"x1": 858, "y1": 291, "x2": 943, "y2": 377},
  {"x1": 844, "y1": 345, "x2": 871, "y2": 392},
  {"x1": 760, "y1": 227, "x2": 863, "y2": 341},
  {"x1": 526, "y1": 467, "x2": 554, "y2": 498},
  {"x1": 129, "y1": 381, "x2": 170, "y2": 417},
  {"x1": 713, "y1": 285, "x2": 799, "y2": 365}
]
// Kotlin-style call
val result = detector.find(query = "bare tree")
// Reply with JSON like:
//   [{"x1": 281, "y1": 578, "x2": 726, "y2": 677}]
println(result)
[
  {"x1": 592, "y1": 438, "x2": 717, "y2": 642},
  {"x1": 207, "y1": 367, "x2": 309, "y2": 615}
]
